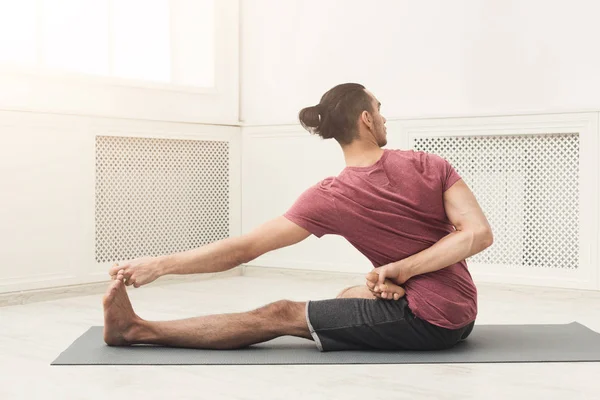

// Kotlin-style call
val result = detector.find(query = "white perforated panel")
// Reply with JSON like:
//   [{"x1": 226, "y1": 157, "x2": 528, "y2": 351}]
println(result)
[
  {"x1": 413, "y1": 134, "x2": 579, "y2": 269},
  {"x1": 95, "y1": 136, "x2": 229, "y2": 263}
]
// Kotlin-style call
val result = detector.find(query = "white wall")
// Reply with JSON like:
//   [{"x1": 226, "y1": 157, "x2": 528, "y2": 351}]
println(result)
[
  {"x1": 0, "y1": 111, "x2": 241, "y2": 293},
  {"x1": 241, "y1": 0, "x2": 600, "y2": 124},
  {"x1": 0, "y1": 0, "x2": 241, "y2": 294},
  {"x1": 241, "y1": 113, "x2": 600, "y2": 290},
  {"x1": 240, "y1": 0, "x2": 600, "y2": 289},
  {"x1": 3, "y1": 0, "x2": 600, "y2": 294}
]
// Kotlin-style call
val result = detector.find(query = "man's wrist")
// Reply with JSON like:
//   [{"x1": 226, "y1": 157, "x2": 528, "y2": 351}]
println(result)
[
  {"x1": 156, "y1": 254, "x2": 174, "y2": 276},
  {"x1": 395, "y1": 259, "x2": 414, "y2": 283}
]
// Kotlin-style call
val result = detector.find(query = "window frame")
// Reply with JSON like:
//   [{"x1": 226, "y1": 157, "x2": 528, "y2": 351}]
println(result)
[{"x1": 0, "y1": 0, "x2": 238, "y2": 124}]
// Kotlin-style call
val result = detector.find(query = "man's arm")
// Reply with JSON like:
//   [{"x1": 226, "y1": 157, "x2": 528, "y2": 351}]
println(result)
[
  {"x1": 159, "y1": 216, "x2": 311, "y2": 276},
  {"x1": 111, "y1": 216, "x2": 311, "y2": 287},
  {"x1": 391, "y1": 179, "x2": 493, "y2": 282}
]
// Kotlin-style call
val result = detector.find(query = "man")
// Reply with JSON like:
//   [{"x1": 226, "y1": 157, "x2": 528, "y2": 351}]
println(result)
[{"x1": 105, "y1": 83, "x2": 493, "y2": 351}]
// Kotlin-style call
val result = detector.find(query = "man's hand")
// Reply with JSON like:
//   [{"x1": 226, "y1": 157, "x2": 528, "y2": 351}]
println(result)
[
  {"x1": 108, "y1": 256, "x2": 162, "y2": 288},
  {"x1": 365, "y1": 273, "x2": 405, "y2": 300},
  {"x1": 364, "y1": 262, "x2": 410, "y2": 300},
  {"x1": 374, "y1": 262, "x2": 411, "y2": 285}
]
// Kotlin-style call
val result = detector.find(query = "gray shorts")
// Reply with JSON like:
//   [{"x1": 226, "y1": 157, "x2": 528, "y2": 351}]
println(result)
[{"x1": 305, "y1": 297, "x2": 474, "y2": 352}]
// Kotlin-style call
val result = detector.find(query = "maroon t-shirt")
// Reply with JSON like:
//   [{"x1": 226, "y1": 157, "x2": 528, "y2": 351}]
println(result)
[{"x1": 284, "y1": 149, "x2": 477, "y2": 329}]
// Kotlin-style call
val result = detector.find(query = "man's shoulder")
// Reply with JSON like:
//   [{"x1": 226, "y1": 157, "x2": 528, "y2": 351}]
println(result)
[
  {"x1": 298, "y1": 177, "x2": 336, "y2": 199},
  {"x1": 298, "y1": 176, "x2": 338, "y2": 200},
  {"x1": 318, "y1": 176, "x2": 336, "y2": 189}
]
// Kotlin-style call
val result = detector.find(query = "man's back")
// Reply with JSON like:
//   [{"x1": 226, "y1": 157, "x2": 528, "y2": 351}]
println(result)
[{"x1": 284, "y1": 149, "x2": 477, "y2": 329}]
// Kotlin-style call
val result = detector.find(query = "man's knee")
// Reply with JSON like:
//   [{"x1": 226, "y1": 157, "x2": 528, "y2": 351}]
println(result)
[
  {"x1": 336, "y1": 286, "x2": 353, "y2": 298},
  {"x1": 253, "y1": 300, "x2": 304, "y2": 321},
  {"x1": 266, "y1": 300, "x2": 299, "y2": 318},
  {"x1": 336, "y1": 285, "x2": 376, "y2": 299},
  {"x1": 253, "y1": 300, "x2": 310, "y2": 338}
]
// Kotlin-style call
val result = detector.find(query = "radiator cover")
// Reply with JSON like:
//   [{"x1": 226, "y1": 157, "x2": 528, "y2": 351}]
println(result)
[
  {"x1": 95, "y1": 136, "x2": 230, "y2": 263},
  {"x1": 413, "y1": 134, "x2": 579, "y2": 270}
]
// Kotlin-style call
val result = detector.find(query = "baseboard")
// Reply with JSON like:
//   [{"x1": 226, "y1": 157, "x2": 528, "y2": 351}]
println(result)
[
  {"x1": 3, "y1": 264, "x2": 595, "y2": 308},
  {"x1": 0, "y1": 267, "x2": 243, "y2": 308}
]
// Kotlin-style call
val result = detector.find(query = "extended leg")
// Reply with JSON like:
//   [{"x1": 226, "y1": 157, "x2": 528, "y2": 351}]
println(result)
[{"x1": 102, "y1": 279, "x2": 311, "y2": 349}]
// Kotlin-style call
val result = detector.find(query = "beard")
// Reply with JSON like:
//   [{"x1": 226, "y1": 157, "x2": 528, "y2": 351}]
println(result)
[{"x1": 374, "y1": 121, "x2": 387, "y2": 147}]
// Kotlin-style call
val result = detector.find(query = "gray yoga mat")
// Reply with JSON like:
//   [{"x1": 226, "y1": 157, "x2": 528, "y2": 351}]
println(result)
[{"x1": 52, "y1": 322, "x2": 600, "y2": 365}]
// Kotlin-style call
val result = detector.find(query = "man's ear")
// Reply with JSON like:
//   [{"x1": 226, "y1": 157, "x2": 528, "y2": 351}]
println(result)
[{"x1": 360, "y1": 110, "x2": 373, "y2": 129}]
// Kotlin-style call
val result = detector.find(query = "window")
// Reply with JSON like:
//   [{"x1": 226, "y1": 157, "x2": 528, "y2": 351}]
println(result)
[{"x1": 0, "y1": 0, "x2": 214, "y2": 88}]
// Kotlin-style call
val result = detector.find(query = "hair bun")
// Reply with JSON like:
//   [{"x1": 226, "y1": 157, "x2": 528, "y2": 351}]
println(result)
[{"x1": 298, "y1": 105, "x2": 321, "y2": 129}]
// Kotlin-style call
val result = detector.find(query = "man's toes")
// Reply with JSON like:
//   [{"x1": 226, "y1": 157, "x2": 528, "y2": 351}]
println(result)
[{"x1": 111, "y1": 279, "x2": 123, "y2": 291}]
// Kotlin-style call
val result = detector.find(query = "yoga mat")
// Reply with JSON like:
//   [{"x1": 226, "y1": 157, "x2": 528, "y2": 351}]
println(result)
[{"x1": 51, "y1": 322, "x2": 600, "y2": 365}]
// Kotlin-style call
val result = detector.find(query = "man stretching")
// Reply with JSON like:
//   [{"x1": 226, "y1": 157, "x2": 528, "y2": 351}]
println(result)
[{"x1": 105, "y1": 83, "x2": 493, "y2": 351}]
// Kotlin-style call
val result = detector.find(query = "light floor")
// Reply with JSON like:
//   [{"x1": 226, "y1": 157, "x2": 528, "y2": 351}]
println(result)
[{"x1": 1, "y1": 271, "x2": 600, "y2": 400}]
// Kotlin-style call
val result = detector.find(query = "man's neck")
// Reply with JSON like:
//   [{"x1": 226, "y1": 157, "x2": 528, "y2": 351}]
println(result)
[{"x1": 342, "y1": 143, "x2": 384, "y2": 168}]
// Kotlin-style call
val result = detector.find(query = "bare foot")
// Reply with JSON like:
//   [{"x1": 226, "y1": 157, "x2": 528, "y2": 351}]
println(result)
[
  {"x1": 102, "y1": 278, "x2": 141, "y2": 346},
  {"x1": 365, "y1": 272, "x2": 406, "y2": 300}
]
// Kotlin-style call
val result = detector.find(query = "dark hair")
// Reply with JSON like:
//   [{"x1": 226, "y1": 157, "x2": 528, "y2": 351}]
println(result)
[{"x1": 298, "y1": 83, "x2": 374, "y2": 145}]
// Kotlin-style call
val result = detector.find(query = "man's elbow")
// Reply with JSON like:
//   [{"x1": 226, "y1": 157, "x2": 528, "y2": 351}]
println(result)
[{"x1": 477, "y1": 228, "x2": 494, "y2": 249}]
